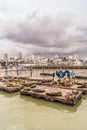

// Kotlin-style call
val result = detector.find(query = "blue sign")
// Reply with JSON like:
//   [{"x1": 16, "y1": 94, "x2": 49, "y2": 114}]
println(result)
[
  {"x1": 70, "y1": 71, "x2": 75, "y2": 78},
  {"x1": 56, "y1": 71, "x2": 64, "y2": 78},
  {"x1": 52, "y1": 70, "x2": 75, "y2": 79}
]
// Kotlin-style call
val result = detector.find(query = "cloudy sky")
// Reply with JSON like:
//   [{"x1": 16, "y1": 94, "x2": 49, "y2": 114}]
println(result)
[{"x1": 0, "y1": 0, "x2": 87, "y2": 58}]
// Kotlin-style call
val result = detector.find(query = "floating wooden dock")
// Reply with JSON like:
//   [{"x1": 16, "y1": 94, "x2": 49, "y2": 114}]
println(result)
[
  {"x1": 0, "y1": 82, "x2": 22, "y2": 93},
  {"x1": 0, "y1": 76, "x2": 52, "y2": 93},
  {"x1": 62, "y1": 83, "x2": 87, "y2": 95},
  {"x1": 0, "y1": 76, "x2": 87, "y2": 106},
  {"x1": 76, "y1": 75, "x2": 87, "y2": 79},
  {"x1": 20, "y1": 85, "x2": 82, "y2": 106}
]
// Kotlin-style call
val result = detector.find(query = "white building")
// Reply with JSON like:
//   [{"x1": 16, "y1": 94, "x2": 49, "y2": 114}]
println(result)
[
  {"x1": 68, "y1": 54, "x2": 79, "y2": 60},
  {"x1": 73, "y1": 54, "x2": 78, "y2": 60},
  {"x1": 73, "y1": 59, "x2": 82, "y2": 66},
  {"x1": 36, "y1": 56, "x2": 48, "y2": 65},
  {"x1": 68, "y1": 55, "x2": 73, "y2": 60},
  {"x1": 50, "y1": 55, "x2": 62, "y2": 65}
]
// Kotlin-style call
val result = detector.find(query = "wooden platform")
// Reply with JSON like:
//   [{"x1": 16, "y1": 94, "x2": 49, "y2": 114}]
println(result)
[
  {"x1": 0, "y1": 82, "x2": 22, "y2": 93},
  {"x1": 62, "y1": 84, "x2": 87, "y2": 95},
  {"x1": 76, "y1": 75, "x2": 87, "y2": 79},
  {"x1": 0, "y1": 76, "x2": 52, "y2": 93},
  {"x1": 20, "y1": 85, "x2": 82, "y2": 106},
  {"x1": 0, "y1": 76, "x2": 86, "y2": 106}
]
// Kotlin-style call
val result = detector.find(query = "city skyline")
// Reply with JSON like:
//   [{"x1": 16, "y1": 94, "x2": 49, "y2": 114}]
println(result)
[
  {"x1": 0, "y1": 0, "x2": 87, "y2": 58},
  {"x1": 0, "y1": 53, "x2": 86, "y2": 60}
]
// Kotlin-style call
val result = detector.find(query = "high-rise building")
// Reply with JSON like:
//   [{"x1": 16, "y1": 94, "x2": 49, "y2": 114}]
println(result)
[
  {"x1": 4, "y1": 53, "x2": 8, "y2": 61},
  {"x1": 19, "y1": 52, "x2": 22, "y2": 60}
]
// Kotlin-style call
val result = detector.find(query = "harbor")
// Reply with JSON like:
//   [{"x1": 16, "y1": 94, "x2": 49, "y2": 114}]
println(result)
[
  {"x1": 0, "y1": 70, "x2": 87, "y2": 129},
  {"x1": 1, "y1": 0, "x2": 87, "y2": 129},
  {"x1": 0, "y1": 68, "x2": 87, "y2": 106}
]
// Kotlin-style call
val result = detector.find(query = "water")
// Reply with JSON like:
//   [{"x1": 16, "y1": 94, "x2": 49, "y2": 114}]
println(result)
[
  {"x1": 0, "y1": 68, "x2": 87, "y2": 77},
  {"x1": 0, "y1": 91, "x2": 87, "y2": 130},
  {"x1": 0, "y1": 69, "x2": 87, "y2": 130}
]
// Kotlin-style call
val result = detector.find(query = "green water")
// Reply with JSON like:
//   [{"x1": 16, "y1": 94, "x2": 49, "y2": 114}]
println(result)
[
  {"x1": 0, "y1": 69, "x2": 87, "y2": 130},
  {"x1": 0, "y1": 91, "x2": 87, "y2": 130}
]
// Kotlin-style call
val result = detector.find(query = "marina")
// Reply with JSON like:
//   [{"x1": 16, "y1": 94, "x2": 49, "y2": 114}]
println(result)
[
  {"x1": 0, "y1": 60, "x2": 87, "y2": 128},
  {"x1": 0, "y1": 69, "x2": 87, "y2": 106},
  {"x1": 0, "y1": 0, "x2": 87, "y2": 129},
  {"x1": 0, "y1": 68, "x2": 87, "y2": 129}
]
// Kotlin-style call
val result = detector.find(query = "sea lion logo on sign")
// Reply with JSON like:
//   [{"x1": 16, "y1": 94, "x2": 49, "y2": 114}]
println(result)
[{"x1": 52, "y1": 70, "x2": 75, "y2": 79}]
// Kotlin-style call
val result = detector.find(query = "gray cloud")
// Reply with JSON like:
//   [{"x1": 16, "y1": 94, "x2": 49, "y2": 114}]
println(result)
[{"x1": 1, "y1": 12, "x2": 87, "y2": 58}]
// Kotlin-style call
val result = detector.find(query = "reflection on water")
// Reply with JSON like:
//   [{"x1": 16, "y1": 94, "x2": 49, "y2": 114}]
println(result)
[
  {"x1": 0, "y1": 91, "x2": 81, "y2": 113},
  {"x1": 20, "y1": 95, "x2": 82, "y2": 113},
  {"x1": 0, "y1": 91, "x2": 87, "y2": 130},
  {"x1": 0, "y1": 91, "x2": 19, "y2": 97}
]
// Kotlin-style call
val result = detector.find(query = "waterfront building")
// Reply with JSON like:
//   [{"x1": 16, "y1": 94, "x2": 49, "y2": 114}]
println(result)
[
  {"x1": 83, "y1": 60, "x2": 87, "y2": 66},
  {"x1": 36, "y1": 56, "x2": 48, "y2": 66},
  {"x1": 68, "y1": 55, "x2": 73, "y2": 60},
  {"x1": 68, "y1": 55, "x2": 79, "y2": 60},
  {"x1": 73, "y1": 59, "x2": 83, "y2": 66}
]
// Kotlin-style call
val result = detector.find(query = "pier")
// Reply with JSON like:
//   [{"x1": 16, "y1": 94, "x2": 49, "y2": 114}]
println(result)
[
  {"x1": 0, "y1": 76, "x2": 87, "y2": 106},
  {"x1": 20, "y1": 85, "x2": 82, "y2": 106}
]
